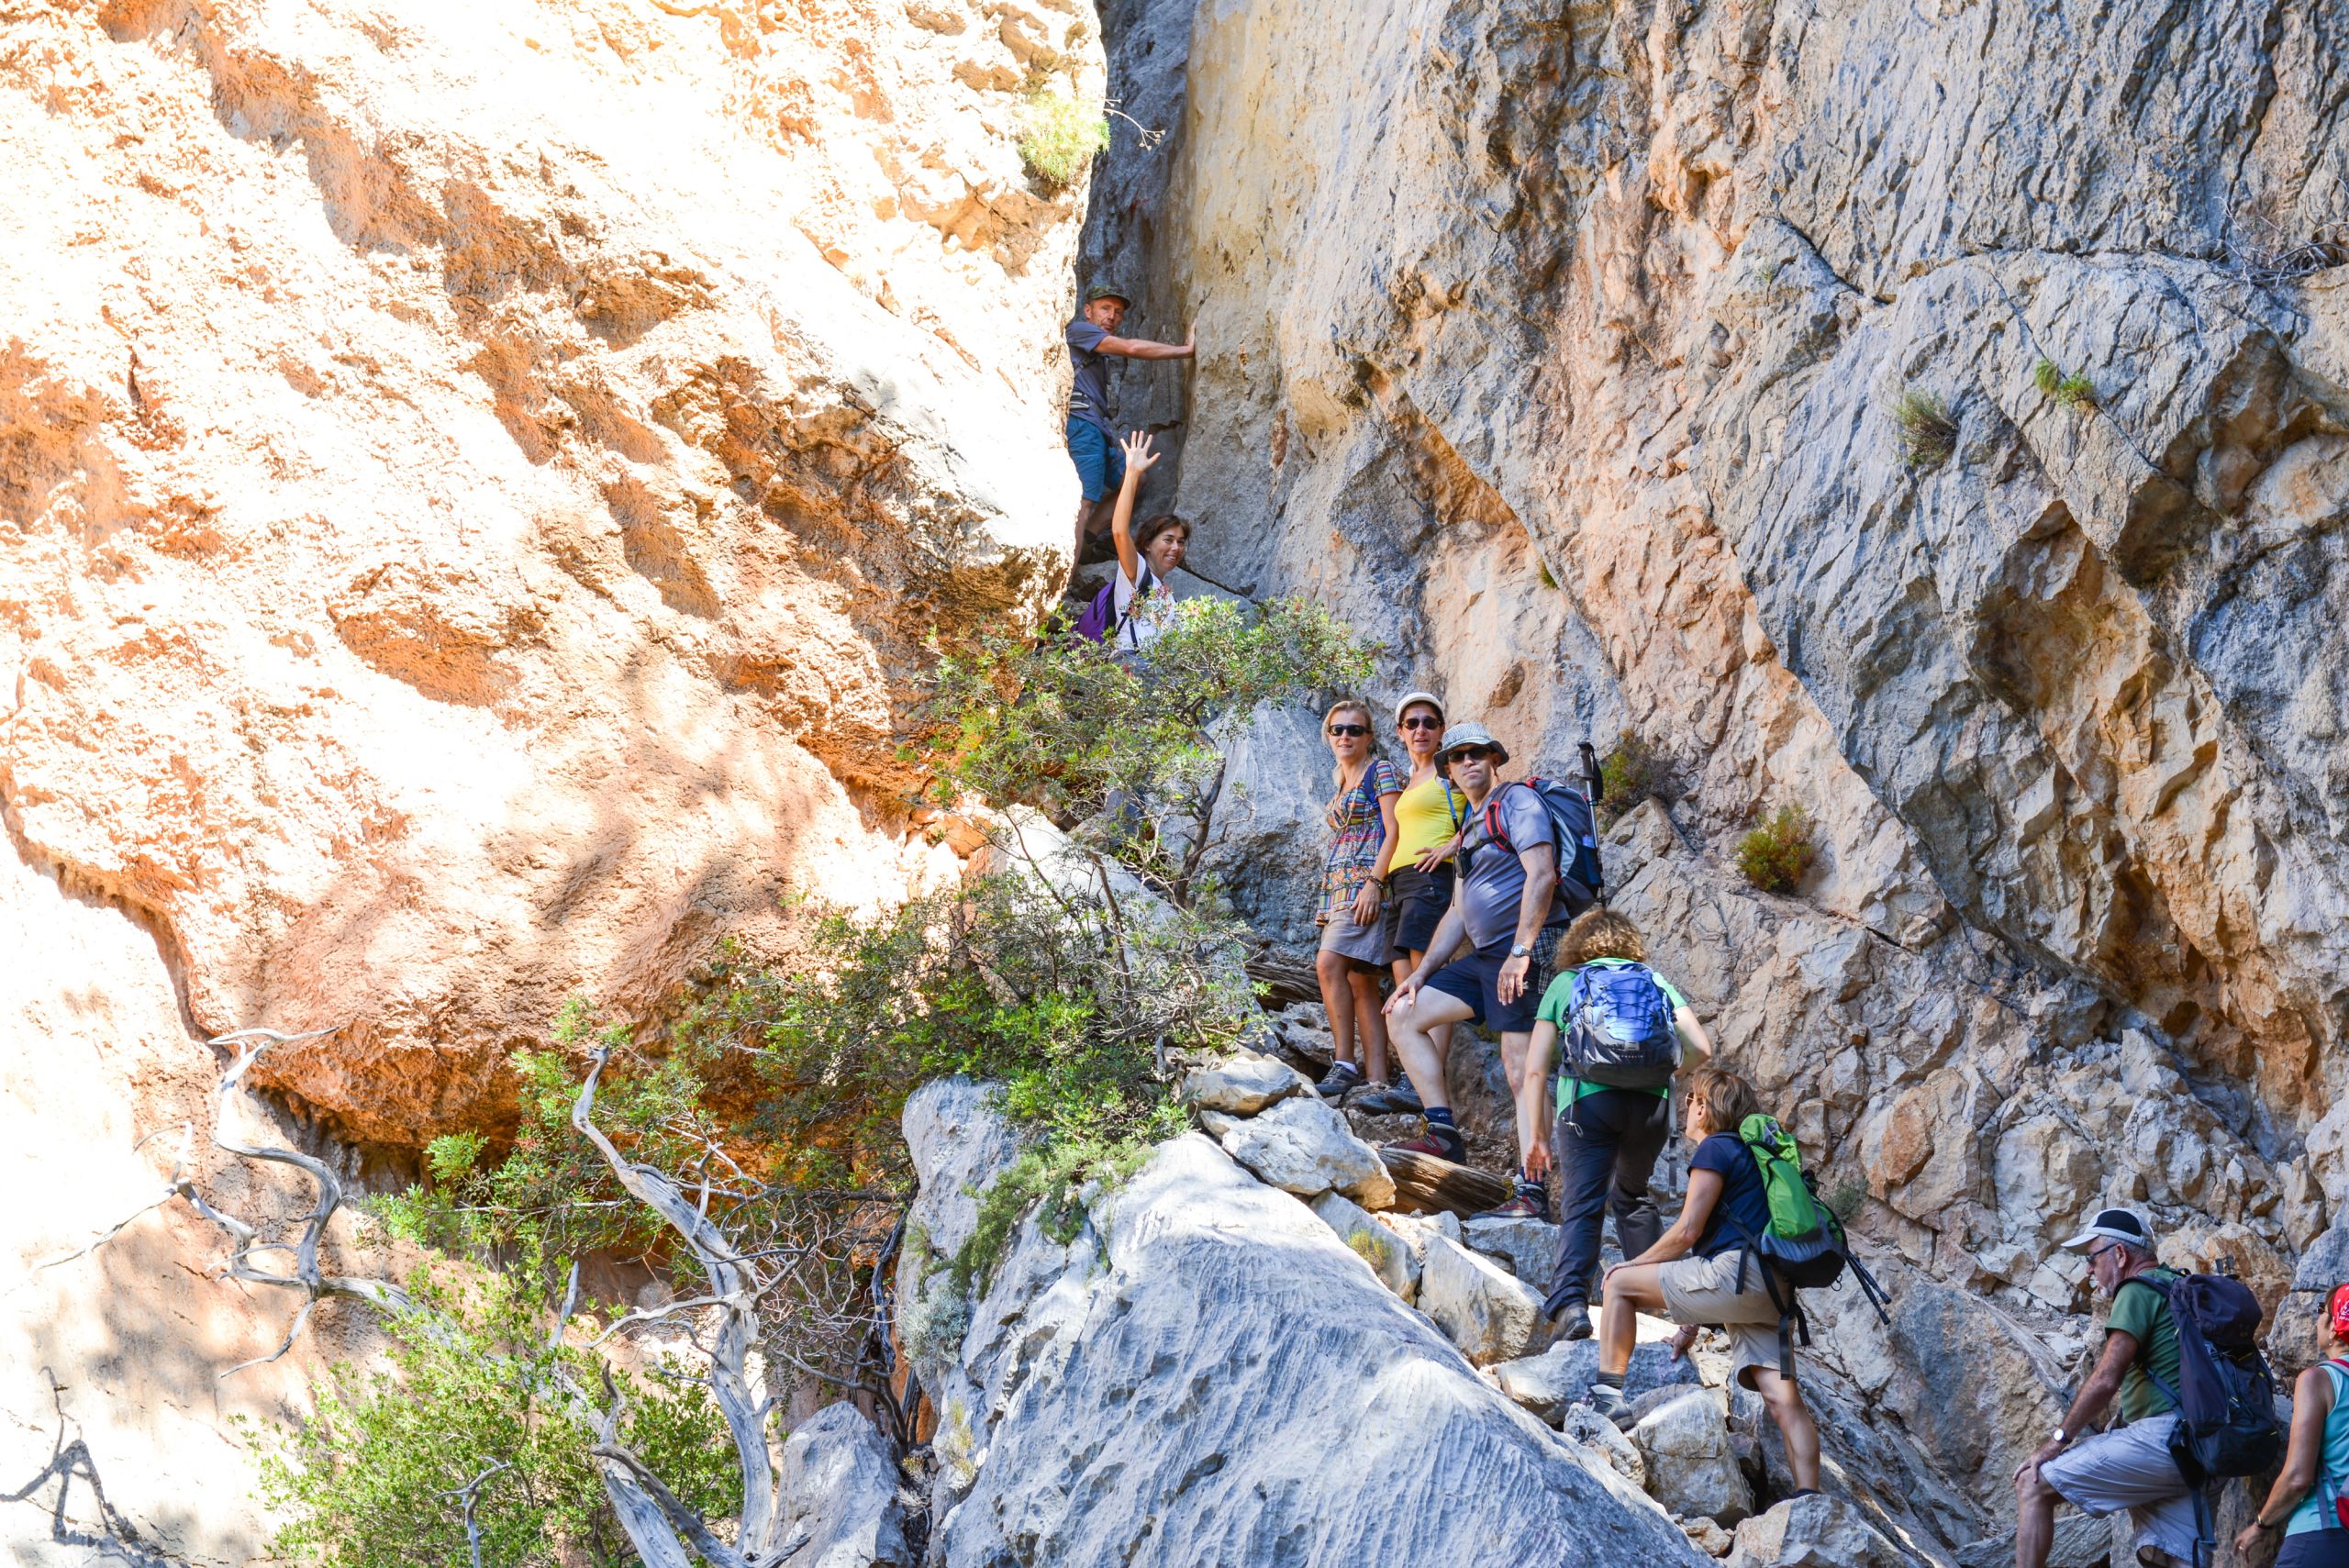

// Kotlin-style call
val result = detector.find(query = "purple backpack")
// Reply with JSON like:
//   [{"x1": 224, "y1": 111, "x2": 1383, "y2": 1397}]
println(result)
[{"x1": 1073, "y1": 566, "x2": 1152, "y2": 644}]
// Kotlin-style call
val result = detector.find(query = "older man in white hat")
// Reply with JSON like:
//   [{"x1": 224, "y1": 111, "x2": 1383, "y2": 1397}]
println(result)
[{"x1": 2013, "y1": 1208, "x2": 2197, "y2": 1568}]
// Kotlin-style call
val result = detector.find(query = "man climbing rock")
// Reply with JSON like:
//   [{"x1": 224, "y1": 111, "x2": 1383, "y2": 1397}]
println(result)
[
  {"x1": 1064, "y1": 284, "x2": 1194, "y2": 556},
  {"x1": 1383, "y1": 721, "x2": 1580, "y2": 1211},
  {"x1": 2012, "y1": 1208, "x2": 2199, "y2": 1568}
]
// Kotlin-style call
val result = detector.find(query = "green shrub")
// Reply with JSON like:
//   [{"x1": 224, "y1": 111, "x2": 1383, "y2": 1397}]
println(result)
[
  {"x1": 1825, "y1": 1178, "x2": 1869, "y2": 1224},
  {"x1": 1597, "y1": 730, "x2": 1671, "y2": 826},
  {"x1": 1734, "y1": 804, "x2": 1817, "y2": 894},
  {"x1": 250, "y1": 1271, "x2": 736, "y2": 1568},
  {"x1": 1891, "y1": 389, "x2": 1957, "y2": 469},
  {"x1": 2033, "y1": 358, "x2": 2096, "y2": 409},
  {"x1": 1016, "y1": 87, "x2": 1108, "y2": 187}
]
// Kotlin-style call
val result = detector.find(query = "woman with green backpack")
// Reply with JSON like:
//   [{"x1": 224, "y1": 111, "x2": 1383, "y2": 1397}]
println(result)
[
  {"x1": 1586, "y1": 1066, "x2": 1823, "y2": 1496},
  {"x1": 2234, "y1": 1283, "x2": 2349, "y2": 1566}
]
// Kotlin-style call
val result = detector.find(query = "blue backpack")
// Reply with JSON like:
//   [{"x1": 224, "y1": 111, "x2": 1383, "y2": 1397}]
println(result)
[
  {"x1": 1561, "y1": 962, "x2": 1678, "y2": 1090},
  {"x1": 1480, "y1": 778, "x2": 1604, "y2": 910}
]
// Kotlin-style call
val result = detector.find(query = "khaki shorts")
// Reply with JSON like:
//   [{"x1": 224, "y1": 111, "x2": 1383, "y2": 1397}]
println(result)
[
  {"x1": 2040, "y1": 1415, "x2": 2197, "y2": 1564},
  {"x1": 1657, "y1": 1249, "x2": 1787, "y2": 1387}
]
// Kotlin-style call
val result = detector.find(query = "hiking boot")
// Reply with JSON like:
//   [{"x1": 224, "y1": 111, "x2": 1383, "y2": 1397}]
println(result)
[
  {"x1": 1352, "y1": 1078, "x2": 1422, "y2": 1116},
  {"x1": 1393, "y1": 1127, "x2": 1467, "y2": 1163},
  {"x1": 1585, "y1": 1382, "x2": 1633, "y2": 1429},
  {"x1": 1551, "y1": 1299, "x2": 1593, "y2": 1340},
  {"x1": 1313, "y1": 1062, "x2": 1363, "y2": 1100},
  {"x1": 1478, "y1": 1192, "x2": 1548, "y2": 1220}
]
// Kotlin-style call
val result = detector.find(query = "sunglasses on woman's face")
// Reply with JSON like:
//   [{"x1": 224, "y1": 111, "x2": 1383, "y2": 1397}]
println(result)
[
  {"x1": 1327, "y1": 723, "x2": 1369, "y2": 738},
  {"x1": 1400, "y1": 715, "x2": 1443, "y2": 730}
]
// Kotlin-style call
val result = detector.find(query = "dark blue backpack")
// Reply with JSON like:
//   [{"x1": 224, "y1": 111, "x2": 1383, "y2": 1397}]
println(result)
[
  {"x1": 1562, "y1": 962, "x2": 1678, "y2": 1090},
  {"x1": 2119, "y1": 1269, "x2": 2282, "y2": 1566},
  {"x1": 1480, "y1": 778, "x2": 1604, "y2": 910}
]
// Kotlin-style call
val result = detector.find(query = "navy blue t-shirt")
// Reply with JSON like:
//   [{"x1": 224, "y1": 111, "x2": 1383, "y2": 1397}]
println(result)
[
  {"x1": 1066, "y1": 317, "x2": 1114, "y2": 432},
  {"x1": 1688, "y1": 1132, "x2": 1775, "y2": 1259}
]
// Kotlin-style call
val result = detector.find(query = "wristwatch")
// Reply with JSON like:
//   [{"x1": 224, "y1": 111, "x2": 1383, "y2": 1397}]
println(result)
[
  {"x1": 1508, "y1": 943, "x2": 1532, "y2": 958},
  {"x1": 2050, "y1": 1427, "x2": 2067, "y2": 1446}
]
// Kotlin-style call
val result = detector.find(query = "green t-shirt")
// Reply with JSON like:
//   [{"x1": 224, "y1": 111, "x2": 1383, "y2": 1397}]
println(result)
[
  {"x1": 2109, "y1": 1267, "x2": 2184, "y2": 1422},
  {"x1": 1538, "y1": 960, "x2": 1689, "y2": 1112}
]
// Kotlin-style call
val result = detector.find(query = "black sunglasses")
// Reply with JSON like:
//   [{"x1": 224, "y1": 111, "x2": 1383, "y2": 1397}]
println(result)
[
  {"x1": 1327, "y1": 723, "x2": 1369, "y2": 738},
  {"x1": 2085, "y1": 1241, "x2": 2121, "y2": 1264},
  {"x1": 1399, "y1": 715, "x2": 1443, "y2": 730},
  {"x1": 1447, "y1": 745, "x2": 1497, "y2": 762}
]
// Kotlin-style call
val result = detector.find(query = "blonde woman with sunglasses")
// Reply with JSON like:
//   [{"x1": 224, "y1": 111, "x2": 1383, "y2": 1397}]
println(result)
[{"x1": 1311, "y1": 699, "x2": 1404, "y2": 1101}]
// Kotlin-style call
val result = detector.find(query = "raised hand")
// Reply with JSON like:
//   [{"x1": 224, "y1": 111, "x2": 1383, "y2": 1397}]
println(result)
[{"x1": 1119, "y1": 429, "x2": 1161, "y2": 473}]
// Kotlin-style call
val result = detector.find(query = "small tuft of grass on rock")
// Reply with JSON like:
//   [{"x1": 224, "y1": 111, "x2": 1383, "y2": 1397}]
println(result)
[
  {"x1": 2034, "y1": 358, "x2": 2097, "y2": 410},
  {"x1": 1735, "y1": 804, "x2": 1817, "y2": 895},
  {"x1": 1597, "y1": 730, "x2": 1672, "y2": 826},
  {"x1": 1016, "y1": 86, "x2": 1109, "y2": 188},
  {"x1": 1891, "y1": 388, "x2": 1957, "y2": 469}
]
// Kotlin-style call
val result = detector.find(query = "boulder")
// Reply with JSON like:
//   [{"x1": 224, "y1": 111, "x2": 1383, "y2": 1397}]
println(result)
[
  {"x1": 774, "y1": 1404, "x2": 910, "y2": 1568},
  {"x1": 1725, "y1": 1494, "x2": 1905, "y2": 1568},
  {"x1": 1680, "y1": 1516, "x2": 1736, "y2": 1558},
  {"x1": 1310, "y1": 1190, "x2": 1420, "y2": 1302},
  {"x1": 1419, "y1": 1234, "x2": 1546, "y2": 1366},
  {"x1": 1202, "y1": 1094, "x2": 1394, "y2": 1207},
  {"x1": 1561, "y1": 1404, "x2": 1649, "y2": 1490},
  {"x1": 1494, "y1": 1337, "x2": 1702, "y2": 1424},
  {"x1": 1631, "y1": 1388, "x2": 1753, "y2": 1527},
  {"x1": 1465, "y1": 1214, "x2": 1558, "y2": 1287},
  {"x1": 1180, "y1": 1052, "x2": 1312, "y2": 1116},
  {"x1": 925, "y1": 1133, "x2": 1712, "y2": 1566}
]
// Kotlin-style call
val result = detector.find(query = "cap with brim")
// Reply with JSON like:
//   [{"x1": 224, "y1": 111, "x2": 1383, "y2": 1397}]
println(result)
[
  {"x1": 1393, "y1": 691, "x2": 1445, "y2": 730},
  {"x1": 2059, "y1": 1207, "x2": 2154, "y2": 1251},
  {"x1": 1433, "y1": 721, "x2": 1508, "y2": 766},
  {"x1": 1085, "y1": 284, "x2": 1131, "y2": 306}
]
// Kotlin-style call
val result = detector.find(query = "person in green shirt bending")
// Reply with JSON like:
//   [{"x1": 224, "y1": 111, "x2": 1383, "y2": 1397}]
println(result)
[
  {"x1": 1520, "y1": 908, "x2": 1712, "y2": 1339},
  {"x1": 2013, "y1": 1208, "x2": 2197, "y2": 1568}
]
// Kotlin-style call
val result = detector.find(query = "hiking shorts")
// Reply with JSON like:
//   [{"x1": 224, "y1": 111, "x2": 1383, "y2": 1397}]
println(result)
[
  {"x1": 1065, "y1": 417, "x2": 1125, "y2": 503},
  {"x1": 2277, "y1": 1534, "x2": 2349, "y2": 1568},
  {"x1": 1424, "y1": 929, "x2": 1562, "y2": 1034},
  {"x1": 2040, "y1": 1414, "x2": 2197, "y2": 1566},
  {"x1": 1657, "y1": 1249, "x2": 1787, "y2": 1389},
  {"x1": 1385, "y1": 864, "x2": 1454, "y2": 957}
]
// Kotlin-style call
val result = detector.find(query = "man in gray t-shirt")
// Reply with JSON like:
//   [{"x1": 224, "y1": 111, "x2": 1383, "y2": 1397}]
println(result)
[{"x1": 1385, "y1": 721, "x2": 1582, "y2": 1213}]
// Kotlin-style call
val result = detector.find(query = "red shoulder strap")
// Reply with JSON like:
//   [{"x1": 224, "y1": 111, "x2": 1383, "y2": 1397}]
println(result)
[{"x1": 1483, "y1": 779, "x2": 1529, "y2": 851}]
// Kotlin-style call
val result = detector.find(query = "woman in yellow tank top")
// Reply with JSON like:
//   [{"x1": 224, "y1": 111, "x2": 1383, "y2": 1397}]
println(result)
[{"x1": 1348, "y1": 691, "x2": 1465, "y2": 1117}]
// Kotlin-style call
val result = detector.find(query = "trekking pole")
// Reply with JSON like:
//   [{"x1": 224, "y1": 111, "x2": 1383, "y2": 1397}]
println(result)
[{"x1": 1578, "y1": 740, "x2": 1608, "y2": 907}]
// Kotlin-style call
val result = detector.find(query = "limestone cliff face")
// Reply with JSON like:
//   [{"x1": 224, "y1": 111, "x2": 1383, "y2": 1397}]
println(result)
[
  {"x1": 1129, "y1": 0, "x2": 2344, "y2": 1239},
  {"x1": 0, "y1": 0, "x2": 1103, "y2": 1141},
  {"x1": 2, "y1": 0, "x2": 1097, "y2": 1558},
  {"x1": 1092, "y1": 0, "x2": 2349, "y2": 1521}
]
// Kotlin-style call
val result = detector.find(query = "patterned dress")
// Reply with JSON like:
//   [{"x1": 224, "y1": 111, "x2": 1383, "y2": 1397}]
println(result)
[{"x1": 1318, "y1": 757, "x2": 1405, "y2": 924}]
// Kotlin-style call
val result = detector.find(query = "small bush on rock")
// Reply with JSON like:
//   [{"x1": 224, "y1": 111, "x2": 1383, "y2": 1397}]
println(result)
[
  {"x1": 1891, "y1": 389, "x2": 1957, "y2": 468},
  {"x1": 2033, "y1": 357, "x2": 2096, "y2": 409},
  {"x1": 1735, "y1": 805, "x2": 1817, "y2": 894},
  {"x1": 1598, "y1": 730, "x2": 1671, "y2": 825},
  {"x1": 1016, "y1": 86, "x2": 1108, "y2": 187}
]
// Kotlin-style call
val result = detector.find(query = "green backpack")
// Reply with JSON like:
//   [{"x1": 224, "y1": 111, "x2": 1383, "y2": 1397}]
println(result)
[{"x1": 1728, "y1": 1114, "x2": 1893, "y2": 1374}]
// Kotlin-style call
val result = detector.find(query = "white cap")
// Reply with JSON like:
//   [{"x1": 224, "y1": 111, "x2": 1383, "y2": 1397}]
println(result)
[
  {"x1": 1393, "y1": 690, "x2": 1445, "y2": 728},
  {"x1": 2059, "y1": 1207, "x2": 2154, "y2": 1252}
]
